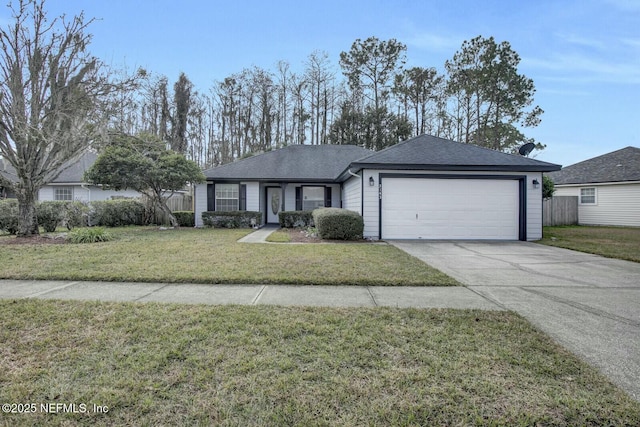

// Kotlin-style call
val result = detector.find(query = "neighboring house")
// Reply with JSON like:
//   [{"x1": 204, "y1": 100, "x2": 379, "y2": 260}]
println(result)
[
  {"x1": 0, "y1": 152, "x2": 141, "y2": 202},
  {"x1": 0, "y1": 158, "x2": 16, "y2": 198},
  {"x1": 195, "y1": 134, "x2": 561, "y2": 240},
  {"x1": 38, "y1": 151, "x2": 141, "y2": 202},
  {"x1": 548, "y1": 146, "x2": 640, "y2": 227}
]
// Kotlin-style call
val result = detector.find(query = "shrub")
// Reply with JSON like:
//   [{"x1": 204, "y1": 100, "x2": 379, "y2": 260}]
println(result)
[
  {"x1": 89, "y1": 200, "x2": 146, "y2": 227},
  {"x1": 312, "y1": 208, "x2": 364, "y2": 240},
  {"x1": 63, "y1": 201, "x2": 89, "y2": 229},
  {"x1": 173, "y1": 211, "x2": 195, "y2": 227},
  {"x1": 0, "y1": 199, "x2": 19, "y2": 235},
  {"x1": 37, "y1": 201, "x2": 89, "y2": 232},
  {"x1": 68, "y1": 227, "x2": 114, "y2": 244},
  {"x1": 37, "y1": 201, "x2": 65, "y2": 232},
  {"x1": 202, "y1": 211, "x2": 262, "y2": 228},
  {"x1": 278, "y1": 210, "x2": 314, "y2": 228}
]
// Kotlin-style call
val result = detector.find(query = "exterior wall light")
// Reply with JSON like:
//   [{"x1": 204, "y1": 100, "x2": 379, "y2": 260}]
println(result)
[
  {"x1": 369, "y1": 176, "x2": 375, "y2": 186},
  {"x1": 532, "y1": 179, "x2": 540, "y2": 189}
]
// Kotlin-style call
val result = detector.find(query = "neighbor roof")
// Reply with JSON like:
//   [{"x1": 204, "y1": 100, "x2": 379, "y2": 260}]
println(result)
[
  {"x1": 204, "y1": 145, "x2": 373, "y2": 182},
  {"x1": 1, "y1": 151, "x2": 98, "y2": 185},
  {"x1": 548, "y1": 146, "x2": 640, "y2": 185},
  {"x1": 349, "y1": 134, "x2": 561, "y2": 173},
  {"x1": 51, "y1": 151, "x2": 99, "y2": 183},
  {"x1": 0, "y1": 157, "x2": 17, "y2": 184}
]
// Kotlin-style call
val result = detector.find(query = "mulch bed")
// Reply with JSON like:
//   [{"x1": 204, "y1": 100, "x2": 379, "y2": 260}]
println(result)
[
  {"x1": 0, "y1": 235, "x2": 68, "y2": 245},
  {"x1": 280, "y1": 228, "x2": 372, "y2": 244}
]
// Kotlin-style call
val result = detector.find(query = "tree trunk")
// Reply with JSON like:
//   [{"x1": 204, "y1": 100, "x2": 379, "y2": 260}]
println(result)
[
  {"x1": 16, "y1": 185, "x2": 40, "y2": 237},
  {"x1": 158, "y1": 199, "x2": 178, "y2": 228}
]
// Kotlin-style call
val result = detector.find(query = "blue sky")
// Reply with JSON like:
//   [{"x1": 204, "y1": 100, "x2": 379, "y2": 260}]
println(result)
[{"x1": 4, "y1": 0, "x2": 639, "y2": 167}]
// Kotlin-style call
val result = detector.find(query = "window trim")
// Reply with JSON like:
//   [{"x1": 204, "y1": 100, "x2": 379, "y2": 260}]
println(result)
[
  {"x1": 296, "y1": 185, "x2": 332, "y2": 211},
  {"x1": 579, "y1": 187, "x2": 597, "y2": 205},
  {"x1": 54, "y1": 186, "x2": 74, "y2": 201},
  {"x1": 301, "y1": 186, "x2": 326, "y2": 211},
  {"x1": 214, "y1": 183, "x2": 239, "y2": 212}
]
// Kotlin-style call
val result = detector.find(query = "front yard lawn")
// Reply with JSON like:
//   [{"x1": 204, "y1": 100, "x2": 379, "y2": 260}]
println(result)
[
  {"x1": 0, "y1": 227, "x2": 458, "y2": 286},
  {"x1": 1, "y1": 300, "x2": 638, "y2": 426},
  {"x1": 540, "y1": 225, "x2": 640, "y2": 263}
]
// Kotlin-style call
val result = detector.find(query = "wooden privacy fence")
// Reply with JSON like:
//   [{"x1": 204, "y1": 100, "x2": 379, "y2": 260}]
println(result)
[
  {"x1": 144, "y1": 193, "x2": 193, "y2": 225},
  {"x1": 543, "y1": 196, "x2": 578, "y2": 226}
]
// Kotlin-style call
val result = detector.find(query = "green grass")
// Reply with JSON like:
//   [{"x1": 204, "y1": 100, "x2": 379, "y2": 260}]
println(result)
[
  {"x1": 0, "y1": 300, "x2": 638, "y2": 426},
  {"x1": 265, "y1": 229, "x2": 291, "y2": 243},
  {"x1": 0, "y1": 227, "x2": 457, "y2": 286},
  {"x1": 540, "y1": 225, "x2": 640, "y2": 262}
]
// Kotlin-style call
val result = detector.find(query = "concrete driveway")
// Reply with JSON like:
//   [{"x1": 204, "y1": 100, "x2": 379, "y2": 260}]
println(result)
[{"x1": 390, "y1": 240, "x2": 640, "y2": 401}]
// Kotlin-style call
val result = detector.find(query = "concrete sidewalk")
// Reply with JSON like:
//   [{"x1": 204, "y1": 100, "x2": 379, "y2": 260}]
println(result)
[
  {"x1": 237, "y1": 225, "x2": 279, "y2": 243},
  {"x1": 0, "y1": 279, "x2": 501, "y2": 310}
]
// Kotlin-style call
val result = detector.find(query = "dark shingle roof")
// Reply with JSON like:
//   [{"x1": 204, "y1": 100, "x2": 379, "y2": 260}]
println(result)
[
  {"x1": 204, "y1": 145, "x2": 373, "y2": 181},
  {"x1": 52, "y1": 151, "x2": 99, "y2": 183},
  {"x1": 350, "y1": 134, "x2": 561, "y2": 172},
  {"x1": 548, "y1": 146, "x2": 640, "y2": 185}
]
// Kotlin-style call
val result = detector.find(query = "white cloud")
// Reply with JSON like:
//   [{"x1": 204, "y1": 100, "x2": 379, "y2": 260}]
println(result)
[{"x1": 555, "y1": 33, "x2": 607, "y2": 50}]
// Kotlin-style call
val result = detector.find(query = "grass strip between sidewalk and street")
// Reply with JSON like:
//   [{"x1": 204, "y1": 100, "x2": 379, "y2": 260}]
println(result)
[{"x1": 1, "y1": 300, "x2": 638, "y2": 426}]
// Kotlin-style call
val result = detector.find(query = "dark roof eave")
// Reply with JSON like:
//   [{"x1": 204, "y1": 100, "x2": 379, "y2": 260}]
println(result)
[
  {"x1": 349, "y1": 162, "x2": 562, "y2": 173},
  {"x1": 205, "y1": 177, "x2": 341, "y2": 183},
  {"x1": 555, "y1": 179, "x2": 640, "y2": 186}
]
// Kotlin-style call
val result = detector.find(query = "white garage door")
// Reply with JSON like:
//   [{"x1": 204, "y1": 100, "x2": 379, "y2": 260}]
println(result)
[{"x1": 381, "y1": 178, "x2": 520, "y2": 240}]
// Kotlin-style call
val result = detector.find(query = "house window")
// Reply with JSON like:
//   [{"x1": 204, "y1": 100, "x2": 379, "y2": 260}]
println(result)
[
  {"x1": 580, "y1": 187, "x2": 596, "y2": 205},
  {"x1": 302, "y1": 186, "x2": 326, "y2": 210},
  {"x1": 54, "y1": 187, "x2": 73, "y2": 201},
  {"x1": 215, "y1": 183, "x2": 239, "y2": 211}
]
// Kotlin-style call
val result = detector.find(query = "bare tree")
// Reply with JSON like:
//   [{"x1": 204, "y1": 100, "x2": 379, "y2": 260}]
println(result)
[
  {"x1": 305, "y1": 50, "x2": 335, "y2": 145},
  {"x1": 0, "y1": 0, "x2": 128, "y2": 236}
]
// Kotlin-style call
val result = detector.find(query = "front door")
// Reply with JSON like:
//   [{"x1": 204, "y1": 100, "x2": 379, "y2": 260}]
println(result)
[{"x1": 266, "y1": 187, "x2": 282, "y2": 224}]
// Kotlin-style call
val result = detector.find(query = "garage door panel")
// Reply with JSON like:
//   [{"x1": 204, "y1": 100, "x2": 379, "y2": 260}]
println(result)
[{"x1": 381, "y1": 178, "x2": 519, "y2": 240}]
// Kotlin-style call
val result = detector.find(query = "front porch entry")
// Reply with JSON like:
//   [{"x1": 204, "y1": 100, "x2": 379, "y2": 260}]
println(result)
[{"x1": 266, "y1": 187, "x2": 282, "y2": 224}]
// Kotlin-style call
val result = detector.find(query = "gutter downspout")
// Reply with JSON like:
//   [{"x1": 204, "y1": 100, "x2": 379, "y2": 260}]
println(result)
[{"x1": 81, "y1": 183, "x2": 91, "y2": 226}]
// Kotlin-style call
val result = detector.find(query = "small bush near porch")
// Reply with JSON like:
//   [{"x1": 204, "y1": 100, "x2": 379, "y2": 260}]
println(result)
[
  {"x1": 313, "y1": 208, "x2": 364, "y2": 240},
  {"x1": 278, "y1": 210, "x2": 314, "y2": 228},
  {"x1": 202, "y1": 211, "x2": 262, "y2": 228}
]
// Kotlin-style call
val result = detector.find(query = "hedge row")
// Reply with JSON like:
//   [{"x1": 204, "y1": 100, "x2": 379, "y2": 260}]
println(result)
[
  {"x1": 0, "y1": 199, "x2": 195, "y2": 234},
  {"x1": 202, "y1": 211, "x2": 262, "y2": 228},
  {"x1": 278, "y1": 210, "x2": 314, "y2": 228},
  {"x1": 312, "y1": 208, "x2": 364, "y2": 240},
  {"x1": 89, "y1": 200, "x2": 146, "y2": 227}
]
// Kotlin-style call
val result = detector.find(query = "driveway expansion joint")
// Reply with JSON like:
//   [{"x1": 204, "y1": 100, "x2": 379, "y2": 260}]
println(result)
[
  {"x1": 465, "y1": 286, "x2": 509, "y2": 311},
  {"x1": 459, "y1": 244, "x2": 598, "y2": 287},
  {"x1": 522, "y1": 287, "x2": 640, "y2": 328}
]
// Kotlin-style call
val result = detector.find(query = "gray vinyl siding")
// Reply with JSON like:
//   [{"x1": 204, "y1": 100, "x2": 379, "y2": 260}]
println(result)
[
  {"x1": 555, "y1": 183, "x2": 640, "y2": 227},
  {"x1": 38, "y1": 185, "x2": 140, "y2": 203},
  {"x1": 342, "y1": 175, "x2": 362, "y2": 214}
]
